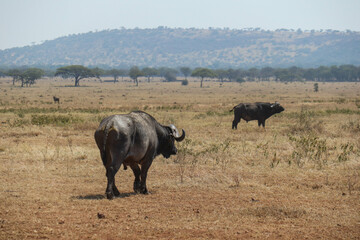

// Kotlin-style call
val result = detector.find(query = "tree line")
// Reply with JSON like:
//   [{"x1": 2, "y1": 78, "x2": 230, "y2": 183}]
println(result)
[{"x1": 1, "y1": 65, "x2": 359, "y2": 87}]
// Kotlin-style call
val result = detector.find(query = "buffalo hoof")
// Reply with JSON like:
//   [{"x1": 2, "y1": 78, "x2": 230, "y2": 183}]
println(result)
[
  {"x1": 141, "y1": 188, "x2": 149, "y2": 194},
  {"x1": 134, "y1": 186, "x2": 148, "y2": 194},
  {"x1": 113, "y1": 187, "x2": 120, "y2": 197},
  {"x1": 134, "y1": 187, "x2": 142, "y2": 194},
  {"x1": 133, "y1": 181, "x2": 141, "y2": 193},
  {"x1": 106, "y1": 192, "x2": 114, "y2": 200}
]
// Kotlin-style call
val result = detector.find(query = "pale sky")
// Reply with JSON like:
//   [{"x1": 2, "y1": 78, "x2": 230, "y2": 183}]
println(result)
[{"x1": 0, "y1": 0, "x2": 359, "y2": 50}]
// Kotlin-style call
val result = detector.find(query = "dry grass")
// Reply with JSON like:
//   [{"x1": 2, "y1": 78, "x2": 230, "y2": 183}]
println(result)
[{"x1": 0, "y1": 77, "x2": 359, "y2": 239}]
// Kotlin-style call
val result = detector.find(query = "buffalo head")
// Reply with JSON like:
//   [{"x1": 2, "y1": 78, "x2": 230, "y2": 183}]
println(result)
[
  {"x1": 271, "y1": 102, "x2": 284, "y2": 114},
  {"x1": 161, "y1": 124, "x2": 185, "y2": 158}
]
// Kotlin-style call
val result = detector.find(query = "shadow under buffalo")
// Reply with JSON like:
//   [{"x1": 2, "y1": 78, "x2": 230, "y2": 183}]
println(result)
[{"x1": 72, "y1": 192, "x2": 137, "y2": 200}]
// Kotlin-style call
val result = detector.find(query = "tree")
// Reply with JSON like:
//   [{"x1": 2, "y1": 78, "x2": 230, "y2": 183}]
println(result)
[
  {"x1": 259, "y1": 67, "x2": 274, "y2": 81},
  {"x1": 22, "y1": 68, "x2": 44, "y2": 87},
  {"x1": 274, "y1": 68, "x2": 292, "y2": 82},
  {"x1": 164, "y1": 71, "x2": 177, "y2": 82},
  {"x1": 214, "y1": 69, "x2": 227, "y2": 84},
  {"x1": 338, "y1": 65, "x2": 358, "y2": 82},
  {"x1": 304, "y1": 68, "x2": 316, "y2": 81},
  {"x1": 314, "y1": 83, "x2": 319, "y2": 92},
  {"x1": 180, "y1": 67, "x2": 191, "y2": 80},
  {"x1": 158, "y1": 67, "x2": 178, "y2": 81},
  {"x1": 6, "y1": 68, "x2": 43, "y2": 87},
  {"x1": 129, "y1": 66, "x2": 143, "y2": 86},
  {"x1": 91, "y1": 67, "x2": 104, "y2": 82},
  {"x1": 225, "y1": 68, "x2": 237, "y2": 82},
  {"x1": 55, "y1": 65, "x2": 93, "y2": 87},
  {"x1": 315, "y1": 66, "x2": 331, "y2": 82},
  {"x1": 108, "y1": 69, "x2": 126, "y2": 83},
  {"x1": 191, "y1": 68, "x2": 216, "y2": 87},
  {"x1": 142, "y1": 67, "x2": 158, "y2": 83},
  {"x1": 7, "y1": 69, "x2": 22, "y2": 85},
  {"x1": 246, "y1": 68, "x2": 259, "y2": 81}
]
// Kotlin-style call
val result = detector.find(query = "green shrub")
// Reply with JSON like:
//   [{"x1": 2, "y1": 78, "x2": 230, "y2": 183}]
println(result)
[
  {"x1": 288, "y1": 106, "x2": 324, "y2": 133},
  {"x1": 31, "y1": 114, "x2": 83, "y2": 126},
  {"x1": 288, "y1": 134, "x2": 328, "y2": 169},
  {"x1": 8, "y1": 118, "x2": 30, "y2": 127},
  {"x1": 337, "y1": 143, "x2": 355, "y2": 162},
  {"x1": 181, "y1": 79, "x2": 189, "y2": 86},
  {"x1": 341, "y1": 119, "x2": 360, "y2": 133}
]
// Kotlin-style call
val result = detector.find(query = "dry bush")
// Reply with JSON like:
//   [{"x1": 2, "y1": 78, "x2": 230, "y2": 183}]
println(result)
[
  {"x1": 341, "y1": 119, "x2": 360, "y2": 133},
  {"x1": 287, "y1": 105, "x2": 324, "y2": 134}
]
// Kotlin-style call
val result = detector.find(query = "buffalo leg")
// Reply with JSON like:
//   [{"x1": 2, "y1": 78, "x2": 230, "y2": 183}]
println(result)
[
  {"x1": 232, "y1": 107, "x2": 243, "y2": 129},
  {"x1": 130, "y1": 163, "x2": 141, "y2": 193},
  {"x1": 105, "y1": 150, "x2": 124, "y2": 199},
  {"x1": 233, "y1": 118, "x2": 241, "y2": 129},
  {"x1": 139, "y1": 159, "x2": 154, "y2": 194},
  {"x1": 112, "y1": 178, "x2": 120, "y2": 197},
  {"x1": 105, "y1": 166, "x2": 116, "y2": 199},
  {"x1": 258, "y1": 119, "x2": 265, "y2": 128},
  {"x1": 232, "y1": 120, "x2": 236, "y2": 129}
]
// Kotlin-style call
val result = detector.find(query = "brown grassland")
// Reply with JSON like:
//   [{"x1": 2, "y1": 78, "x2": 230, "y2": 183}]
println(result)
[{"x1": 0, "y1": 77, "x2": 359, "y2": 239}]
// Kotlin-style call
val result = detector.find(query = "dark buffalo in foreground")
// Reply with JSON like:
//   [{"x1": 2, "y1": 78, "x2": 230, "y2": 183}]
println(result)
[
  {"x1": 94, "y1": 111, "x2": 185, "y2": 199},
  {"x1": 230, "y1": 102, "x2": 284, "y2": 129}
]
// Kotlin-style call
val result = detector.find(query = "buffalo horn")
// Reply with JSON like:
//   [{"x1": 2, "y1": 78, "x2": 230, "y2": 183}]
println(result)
[
  {"x1": 167, "y1": 124, "x2": 186, "y2": 142},
  {"x1": 175, "y1": 129, "x2": 185, "y2": 142}
]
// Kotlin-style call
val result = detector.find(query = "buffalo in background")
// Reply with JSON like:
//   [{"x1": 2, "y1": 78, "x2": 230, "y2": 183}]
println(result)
[{"x1": 230, "y1": 102, "x2": 284, "y2": 129}]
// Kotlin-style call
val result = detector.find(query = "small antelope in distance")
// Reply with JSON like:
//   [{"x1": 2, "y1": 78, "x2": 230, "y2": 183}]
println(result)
[{"x1": 53, "y1": 96, "x2": 60, "y2": 104}]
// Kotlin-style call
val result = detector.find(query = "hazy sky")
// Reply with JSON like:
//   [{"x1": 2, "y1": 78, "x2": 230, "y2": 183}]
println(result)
[{"x1": 1, "y1": 0, "x2": 359, "y2": 50}]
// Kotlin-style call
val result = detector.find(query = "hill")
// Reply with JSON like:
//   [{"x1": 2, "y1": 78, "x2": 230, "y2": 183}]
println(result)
[{"x1": 1, "y1": 28, "x2": 359, "y2": 68}]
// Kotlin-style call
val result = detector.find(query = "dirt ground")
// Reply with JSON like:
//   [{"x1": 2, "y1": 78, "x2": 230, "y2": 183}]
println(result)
[{"x1": 0, "y1": 78, "x2": 359, "y2": 239}]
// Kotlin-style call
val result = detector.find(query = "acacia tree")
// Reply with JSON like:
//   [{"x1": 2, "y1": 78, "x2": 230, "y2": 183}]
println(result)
[
  {"x1": 108, "y1": 69, "x2": 126, "y2": 83},
  {"x1": 7, "y1": 68, "x2": 43, "y2": 87},
  {"x1": 55, "y1": 65, "x2": 93, "y2": 87},
  {"x1": 22, "y1": 68, "x2": 44, "y2": 87},
  {"x1": 7, "y1": 69, "x2": 22, "y2": 85},
  {"x1": 191, "y1": 68, "x2": 216, "y2": 87},
  {"x1": 91, "y1": 67, "x2": 104, "y2": 82},
  {"x1": 129, "y1": 66, "x2": 143, "y2": 86},
  {"x1": 142, "y1": 67, "x2": 158, "y2": 83},
  {"x1": 180, "y1": 67, "x2": 191, "y2": 80},
  {"x1": 214, "y1": 69, "x2": 227, "y2": 83}
]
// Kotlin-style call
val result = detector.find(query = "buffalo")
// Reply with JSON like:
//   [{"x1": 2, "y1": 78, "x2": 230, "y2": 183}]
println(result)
[
  {"x1": 94, "y1": 111, "x2": 185, "y2": 199},
  {"x1": 230, "y1": 102, "x2": 284, "y2": 129}
]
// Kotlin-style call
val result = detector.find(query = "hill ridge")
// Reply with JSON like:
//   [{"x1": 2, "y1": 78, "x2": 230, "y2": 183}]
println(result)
[{"x1": 1, "y1": 28, "x2": 359, "y2": 68}]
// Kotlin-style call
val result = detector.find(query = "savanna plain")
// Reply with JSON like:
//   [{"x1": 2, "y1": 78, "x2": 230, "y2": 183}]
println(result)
[{"x1": 0, "y1": 77, "x2": 359, "y2": 239}]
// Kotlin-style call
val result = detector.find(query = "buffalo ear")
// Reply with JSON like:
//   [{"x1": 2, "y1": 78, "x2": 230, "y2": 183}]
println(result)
[{"x1": 271, "y1": 101, "x2": 280, "y2": 108}]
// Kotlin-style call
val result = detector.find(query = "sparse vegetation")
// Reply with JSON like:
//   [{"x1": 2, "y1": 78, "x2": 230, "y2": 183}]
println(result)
[
  {"x1": 288, "y1": 134, "x2": 328, "y2": 169},
  {"x1": 0, "y1": 77, "x2": 359, "y2": 239},
  {"x1": 288, "y1": 106, "x2": 324, "y2": 133},
  {"x1": 314, "y1": 83, "x2": 319, "y2": 92},
  {"x1": 181, "y1": 79, "x2": 189, "y2": 86}
]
